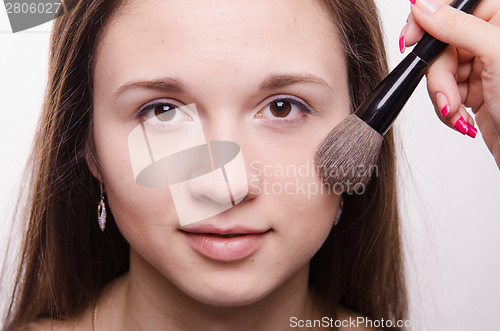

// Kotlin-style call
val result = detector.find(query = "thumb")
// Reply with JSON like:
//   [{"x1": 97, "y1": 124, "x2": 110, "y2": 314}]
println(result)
[{"x1": 410, "y1": 0, "x2": 500, "y2": 61}]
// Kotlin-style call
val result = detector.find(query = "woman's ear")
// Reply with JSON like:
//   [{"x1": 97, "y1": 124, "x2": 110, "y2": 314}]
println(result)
[{"x1": 85, "y1": 139, "x2": 103, "y2": 182}]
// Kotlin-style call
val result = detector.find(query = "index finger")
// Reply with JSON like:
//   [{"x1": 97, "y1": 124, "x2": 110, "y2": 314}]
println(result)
[{"x1": 410, "y1": 0, "x2": 500, "y2": 61}]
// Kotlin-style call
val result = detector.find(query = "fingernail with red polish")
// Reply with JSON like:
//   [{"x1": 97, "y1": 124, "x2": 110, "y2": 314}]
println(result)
[
  {"x1": 467, "y1": 124, "x2": 477, "y2": 138},
  {"x1": 435, "y1": 92, "x2": 449, "y2": 118},
  {"x1": 440, "y1": 104, "x2": 450, "y2": 118},
  {"x1": 410, "y1": 0, "x2": 416, "y2": 4},
  {"x1": 399, "y1": 35, "x2": 406, "y2": 54},
  {"x1": 454, "y1": 117, "x2": 468, "y2": 135}
]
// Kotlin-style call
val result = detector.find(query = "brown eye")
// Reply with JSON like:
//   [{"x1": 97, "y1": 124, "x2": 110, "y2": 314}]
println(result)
[
  {"x1": 154, "y1": 104, "x2": 177, "y2": 121},
  {"x1": 269, "y1": 100, "x2": 292, "y2": 118}
]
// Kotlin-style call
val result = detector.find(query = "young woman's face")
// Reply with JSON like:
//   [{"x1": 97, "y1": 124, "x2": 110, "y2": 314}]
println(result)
[{"x1": 92, "y1": 0, "x2": 350, "y2": 305}]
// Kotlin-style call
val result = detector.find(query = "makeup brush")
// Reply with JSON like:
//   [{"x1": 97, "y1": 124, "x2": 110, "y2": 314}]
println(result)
[{"x1": 315, "y1": 0, "x2": 481, "y2": 193}]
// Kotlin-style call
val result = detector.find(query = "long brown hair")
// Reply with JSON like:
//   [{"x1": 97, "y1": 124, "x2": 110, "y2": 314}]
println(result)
[
  {"x1": 3, "y1": 0, "x2": 406, "y2": 329},
  {"x1": 309, "y1": 0, "x2": 407, "y2": 325}
]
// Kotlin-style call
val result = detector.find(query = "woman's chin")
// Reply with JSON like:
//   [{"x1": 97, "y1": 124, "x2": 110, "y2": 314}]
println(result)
[
  {"x1": 190, "y1": 293, "x2": 268, "y2": 308},
  {"x1": 178, "y1": 280, "x2": 275, "y2": 307}
]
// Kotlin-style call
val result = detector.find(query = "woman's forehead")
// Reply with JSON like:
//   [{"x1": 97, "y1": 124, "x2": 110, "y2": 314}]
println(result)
[
  {"x1": 110, "y1": 0, "x2": 333, "y2": 34},
  {"x1": 94, "y1": 0, "x2": 345, "y2": 98}
]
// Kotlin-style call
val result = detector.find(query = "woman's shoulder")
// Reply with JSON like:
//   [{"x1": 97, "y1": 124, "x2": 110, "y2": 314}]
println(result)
[
  {"x1": 17, "y1": 275, "x2": 127, "y2": 331},
  {"x1": 13, "y1": 307, "x2": 93, "y2": 331}
]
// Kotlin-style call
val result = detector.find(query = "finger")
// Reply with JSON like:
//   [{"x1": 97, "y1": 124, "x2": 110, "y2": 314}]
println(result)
[
  {"x1": 458, "y1": 82, "x2": 469, "y2": 104},
  {"x1": 413, "y1": 0, "x2": 500, "y2": 26},
  {"x1": 427, "y1": 47, "x2": 459, "y2": 116},
  {"x1": 426, "y1": 47, "x2": 478, "y2": 137},
  {"x1": 456, "y1": 48, "x2": 474, "y2": 63},
  {"x1": 456, "y1": 61, "x2": 472, "y2": 83},
  {"x1": 448, "y1": 105, "x2": 477, "y2": 137},
  {"x1": 453, "y1": 58, "x2": 484, "y2": 111},
  {"x1": 399, "y1": 24, "x2": 408, "y2": 54},
  {"x1": 434, "y1": 94, "x2": 477, "y2": 137},
  {"x1": 400, "y1": 12, "x2": 425, "y2": 51},
  {"x1": 402, "y1": 0, "x2": 451, "y2": 48},
  {"x1": 400, "y1": 0, "x2": 500, "y2": 49},
  {"x1": 411, "y1": 0, "x2": 500, "y2": 63},
  {"x1": 469, "y1": 0, "x2": 500, "y2": 23},
  {"x1": 463, "y1": 59, "x2": 485, "y2": 111}
]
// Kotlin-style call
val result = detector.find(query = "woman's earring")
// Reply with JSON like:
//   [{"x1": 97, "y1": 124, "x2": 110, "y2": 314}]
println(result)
[
  {"x1": 334, "y1": 196, "x2": 343, "y2": 226},
  {"x1": 97, "y1": 182, "x2": 107, "y2": 232}
]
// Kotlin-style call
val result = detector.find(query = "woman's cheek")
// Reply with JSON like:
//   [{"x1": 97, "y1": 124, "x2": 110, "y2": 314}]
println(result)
[
  {"x1": 258, "y1": 153, "x2": 337, "y2": 250},
  {"x1": 95, "y1": 121, "x2": 179, "y2": 233}
]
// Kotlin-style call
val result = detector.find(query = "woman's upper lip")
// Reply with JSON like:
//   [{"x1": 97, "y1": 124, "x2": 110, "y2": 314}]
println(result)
[{"x1": 179, "y1": 224, "x2": 270, "y2": 235}]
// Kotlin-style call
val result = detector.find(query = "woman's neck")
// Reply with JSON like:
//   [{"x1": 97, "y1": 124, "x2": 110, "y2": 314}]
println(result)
[{"x1": 96, "y1": 248, "x2": 320, "y2": 331}]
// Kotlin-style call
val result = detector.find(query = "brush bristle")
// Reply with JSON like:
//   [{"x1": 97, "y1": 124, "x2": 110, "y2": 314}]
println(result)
[{"x1": 315, "y1": 115, "x2": 383, "y2": 193}]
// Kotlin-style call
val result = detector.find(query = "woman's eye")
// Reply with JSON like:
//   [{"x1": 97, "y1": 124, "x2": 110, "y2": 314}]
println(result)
[
  {"x1": 257, "y1": 97, "x2": 313, "y2": 123},
  {"x1": 269, "y1": 100, "x2": 293, "y2": 118},
  {"x1": 154, "y1": 104, "x2": 178, "y2": 122},
  {"x1": 138, "y1": 100, "x2": 193, "y2": 130}
]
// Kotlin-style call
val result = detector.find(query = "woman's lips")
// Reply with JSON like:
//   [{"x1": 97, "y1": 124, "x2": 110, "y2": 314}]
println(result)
[{"x1": 180, "y1": 228, "x2": 271, "y2": 261}]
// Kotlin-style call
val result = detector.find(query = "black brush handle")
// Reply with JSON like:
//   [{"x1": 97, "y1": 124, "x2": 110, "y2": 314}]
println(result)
[{"x1": 355, "y1": 0, "x2": 481, "y2": 135}]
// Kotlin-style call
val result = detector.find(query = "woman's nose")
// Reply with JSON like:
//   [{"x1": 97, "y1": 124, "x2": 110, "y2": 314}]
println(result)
[
  {"x1": 195, "y1": 116, "x2": 262, "y2": 205},
  {"x1": 186, "y1": 140, "x2": 252, "y2": 206}
]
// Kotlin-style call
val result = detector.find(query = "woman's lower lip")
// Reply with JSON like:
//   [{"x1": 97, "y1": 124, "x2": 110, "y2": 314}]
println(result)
[{"x1": 181, "y1": 231, "x2": 270, "y2": 261}]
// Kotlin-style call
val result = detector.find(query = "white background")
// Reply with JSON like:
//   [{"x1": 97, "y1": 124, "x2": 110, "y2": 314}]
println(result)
[{"x1": 0, "y1": 1, "x2": 499, "y2": 330}]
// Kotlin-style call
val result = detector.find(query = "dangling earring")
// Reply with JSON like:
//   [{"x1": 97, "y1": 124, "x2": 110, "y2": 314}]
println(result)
[
  {"x1": 97, "y1": 181, "x2": 107, "y2": 232},
  {"x1": 334, "y1": 196, "x2": 343, "y2": 226}
]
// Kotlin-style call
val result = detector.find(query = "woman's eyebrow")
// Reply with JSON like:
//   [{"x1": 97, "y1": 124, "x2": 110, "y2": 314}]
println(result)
[
  {"x1": 113, "y1": 77, "x2": 184, "y2": 98},
  {"x1": 259, "y1": 73, "x2": 332, "y2": 90},
  {"x1": 112, "y1": 73, "x2": 330, "y2": 99}
]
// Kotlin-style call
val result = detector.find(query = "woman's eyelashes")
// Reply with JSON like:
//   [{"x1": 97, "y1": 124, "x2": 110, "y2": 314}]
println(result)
[{"x1": 255, "y1": 96, "x2": 314, "y2": 126}]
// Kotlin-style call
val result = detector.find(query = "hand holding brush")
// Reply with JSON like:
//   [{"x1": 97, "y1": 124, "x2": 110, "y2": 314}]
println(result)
[
  {"x1": 403, "y1": 0, "x2": 500, "y2": 168},
  {"x1": 315, "y1": 0, "x2": 488, "y2": 193}
]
